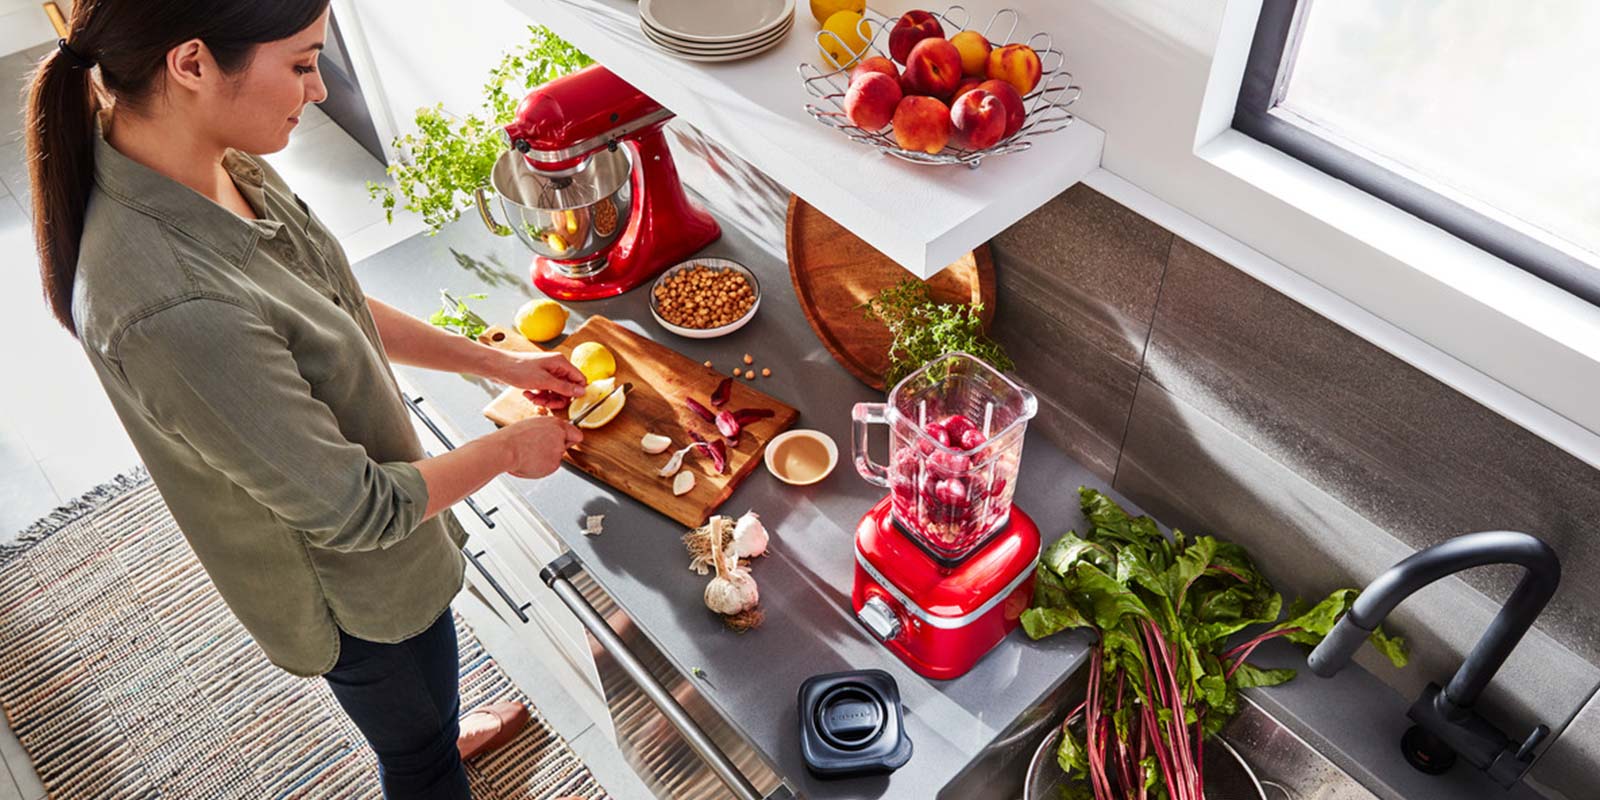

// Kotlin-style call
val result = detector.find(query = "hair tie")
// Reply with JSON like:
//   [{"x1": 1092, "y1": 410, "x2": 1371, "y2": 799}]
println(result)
[{"x1": 57, "y1": 38, "x2": 94, "y2": 70}]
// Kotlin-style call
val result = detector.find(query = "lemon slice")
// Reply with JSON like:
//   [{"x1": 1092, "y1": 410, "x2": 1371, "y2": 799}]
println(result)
[{"x1": 568, "y1": 377, "x2": 626, "y2": 429}]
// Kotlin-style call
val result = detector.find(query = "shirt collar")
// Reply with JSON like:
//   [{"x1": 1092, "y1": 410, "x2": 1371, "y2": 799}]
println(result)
[{"x1": 92, "y1": 116, "x2": 285, "y2": 267}]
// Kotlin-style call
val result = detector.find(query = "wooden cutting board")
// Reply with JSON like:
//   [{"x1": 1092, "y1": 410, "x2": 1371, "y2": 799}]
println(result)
[
  {"x1": 786, "y1": 195, "x2": 995, "y2": 391},
  {"x1": 480, "y1": 317, "x2": 798, "y2": 527}
]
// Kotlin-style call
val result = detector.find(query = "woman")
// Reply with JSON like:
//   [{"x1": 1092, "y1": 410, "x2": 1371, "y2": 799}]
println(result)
[{"x1": 25, "y1": 2, "x2": 590, "y2": 797}]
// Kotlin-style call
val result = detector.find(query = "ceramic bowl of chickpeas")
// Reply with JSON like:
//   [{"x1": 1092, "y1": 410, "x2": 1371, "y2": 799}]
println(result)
[{"x1": 649, "y1": 258, "x2": 762, "y2": 339}]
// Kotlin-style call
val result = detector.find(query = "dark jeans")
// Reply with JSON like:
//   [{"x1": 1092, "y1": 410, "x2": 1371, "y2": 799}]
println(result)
[{"x1": 323, "y1": 611, "x2": 471, "y2": 799}]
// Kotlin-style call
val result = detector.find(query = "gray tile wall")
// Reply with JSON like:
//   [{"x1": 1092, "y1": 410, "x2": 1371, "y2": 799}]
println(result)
[{"x1": 986, "y1": 187, "x2": 1600, "y2": 800}]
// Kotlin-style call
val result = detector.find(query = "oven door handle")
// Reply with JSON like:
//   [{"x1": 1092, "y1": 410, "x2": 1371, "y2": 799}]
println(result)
[{"x1": 540, "y1": 553, "x2": 788, "y2": 800}]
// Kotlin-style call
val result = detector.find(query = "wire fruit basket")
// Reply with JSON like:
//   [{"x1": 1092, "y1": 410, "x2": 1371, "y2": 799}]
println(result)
[{"x1": 798, "y1": 5, "x2": 1081, "y2": 168}]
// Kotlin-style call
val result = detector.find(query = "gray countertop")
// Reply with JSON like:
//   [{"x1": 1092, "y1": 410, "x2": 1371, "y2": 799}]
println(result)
[
  {"x1": 351, "y1": 214, "x2": 1114, "y2": 798},
  {"x1": 350, "y1": 207, "x2": 1546, "y2": 800}
]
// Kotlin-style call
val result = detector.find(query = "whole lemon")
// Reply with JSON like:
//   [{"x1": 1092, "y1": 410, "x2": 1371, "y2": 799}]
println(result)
[
  {"x1": 809, "y1": 0, "x2": 863, "y2": 26},
  {"x1": 514, "y1": 298, "x2": 568, "y2": 343},
  {"x1": 570, "y1": 341, "x2": 617, "y2": 383},
  {"x1": 819, "y1": 10, "x2": 869, "y2": 70}
]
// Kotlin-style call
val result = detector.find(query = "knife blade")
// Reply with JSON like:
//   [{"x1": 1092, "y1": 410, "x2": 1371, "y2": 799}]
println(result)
[{"x1": 569, "y1": 381, "x2": 632, "y2": 426}]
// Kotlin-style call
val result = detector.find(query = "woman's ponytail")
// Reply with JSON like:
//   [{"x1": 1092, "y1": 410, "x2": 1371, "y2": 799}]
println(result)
[{"x1": 25, "y1": 41, "x2": 102, "y2": 337}]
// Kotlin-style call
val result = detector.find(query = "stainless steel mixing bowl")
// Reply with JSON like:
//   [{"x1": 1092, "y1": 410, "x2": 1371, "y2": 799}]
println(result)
[{"x1": 476, "y1": 146, "x2": 634, "y2": 275}]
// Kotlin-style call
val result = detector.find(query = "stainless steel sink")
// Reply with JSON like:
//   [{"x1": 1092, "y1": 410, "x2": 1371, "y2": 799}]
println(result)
[
  {"x1": 1222, "y1": 695, "x2": 1379, "y2": 800},
  {"x1": 1024, "y1": 693, "x2": 1380, "y2": 800}
]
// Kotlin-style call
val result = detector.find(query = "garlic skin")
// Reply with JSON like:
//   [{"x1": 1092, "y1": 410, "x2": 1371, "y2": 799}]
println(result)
[
  {"x1": 704, "y1": 565, "x2": 759, "y2": 615},
  {"x1": 730, "y1": 511, "x2": 769, "y2": 559},
  {"x1": 642, "y1": 433, "x2": 672, "y2": 454}
]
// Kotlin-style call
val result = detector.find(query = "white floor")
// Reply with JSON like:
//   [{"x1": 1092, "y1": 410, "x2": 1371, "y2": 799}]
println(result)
[{"x1": 0, "y1": 36, "x2": 647, "y2": 800}]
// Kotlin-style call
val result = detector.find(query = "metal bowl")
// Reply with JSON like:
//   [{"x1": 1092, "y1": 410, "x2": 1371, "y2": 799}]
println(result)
[
  {"x1": 1025, "y1": 723, "x2": 1268, "y2": 800},
  {"x1": 799, "y1": 5, "x2": 1082, "y2": 169},
  {"x1": 477, "y1": 147, "x2": 634, "y2": 271},
  {"x1": 648, "y1": 257, "x2": 762, "y2": 339}
]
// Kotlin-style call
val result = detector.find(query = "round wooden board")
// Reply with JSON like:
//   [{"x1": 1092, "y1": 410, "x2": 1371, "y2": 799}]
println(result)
[{"x1": 785, "y1": 195, "x2": 995, "y2": 392}]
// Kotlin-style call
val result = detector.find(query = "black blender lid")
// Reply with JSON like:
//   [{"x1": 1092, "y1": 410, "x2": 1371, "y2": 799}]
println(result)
[{"x1": 798, "y1": 669, "x2": 913, "y2": 778}]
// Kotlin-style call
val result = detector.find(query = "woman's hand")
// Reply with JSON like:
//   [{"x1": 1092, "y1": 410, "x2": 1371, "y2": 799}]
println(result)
[
  {"x1": 494, "y1": 350, "x2": 587, "y2": 410},
  {"x1": 493, "y1": 416, "x2": 583, "y2": 479}
]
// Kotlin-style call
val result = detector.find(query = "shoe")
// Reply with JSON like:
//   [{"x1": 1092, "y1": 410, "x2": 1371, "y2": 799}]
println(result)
[{"x1": 457, "y1": 700, "x2": 531, "y2": 761}]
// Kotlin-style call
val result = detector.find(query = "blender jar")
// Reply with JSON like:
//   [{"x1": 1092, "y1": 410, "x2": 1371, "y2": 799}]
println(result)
[{"x1": 852, "y1": 353, "x2": 1038, "y2": 563}]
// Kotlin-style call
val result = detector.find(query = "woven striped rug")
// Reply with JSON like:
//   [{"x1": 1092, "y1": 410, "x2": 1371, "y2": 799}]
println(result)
[{"x1": 0, "y1": 467, "x2": 610, "y2": 799}]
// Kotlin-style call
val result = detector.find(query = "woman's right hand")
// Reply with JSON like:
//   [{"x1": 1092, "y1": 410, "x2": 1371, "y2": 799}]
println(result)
[{"x1": 495, "y1": 415, "x2": 583, "y2": 479}]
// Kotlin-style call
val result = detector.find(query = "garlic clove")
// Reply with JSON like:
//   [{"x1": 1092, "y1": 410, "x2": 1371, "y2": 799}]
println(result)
[
  {"x1": 673, "y1": 471, "x2": 696, "y2": 496},
  {"x1": 730, "y1": 511, "x2": 769, "y2": 559},
  {"x1": 642, "y1": 433, "x2": 672, "y2": 454}
]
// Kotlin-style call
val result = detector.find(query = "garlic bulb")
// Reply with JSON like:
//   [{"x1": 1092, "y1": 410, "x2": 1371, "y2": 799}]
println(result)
[
  {"x1": 642, "y1": 433, "x2": 672, "y2": 454},
  {"x1": 730, "y1": 511, "x2": 769, "y2": 559},
  {"x1": 703, "y1": 517, "x2": 759, "y2": 616}
]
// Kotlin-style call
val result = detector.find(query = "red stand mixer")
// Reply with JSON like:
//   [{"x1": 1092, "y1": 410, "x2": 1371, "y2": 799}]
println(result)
[
  {"x1": 851, "y1": 353, "x2": 1041, "y2": 680},
  {"x1": 477, "y1": 64, "x2": 720, "y2": 300}
]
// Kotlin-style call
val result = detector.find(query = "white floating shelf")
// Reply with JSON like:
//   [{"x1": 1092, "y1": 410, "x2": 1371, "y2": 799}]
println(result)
[{"x1": 505, "y1": 0, "x2": 1104, "y2": 277}]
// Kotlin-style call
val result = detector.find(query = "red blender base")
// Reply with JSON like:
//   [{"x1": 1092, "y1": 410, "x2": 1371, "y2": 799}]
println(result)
[{"x1": 851, "y1": 497, "x2": 1041, "y2": 680}]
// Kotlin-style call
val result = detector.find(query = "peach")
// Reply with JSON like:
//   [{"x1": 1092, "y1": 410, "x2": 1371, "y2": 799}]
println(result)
[
  {"x1": 951, "y1": 77, "x2": 983, "y2": 102},
  {"x1": 902, "y1": 37, "x2": 962, "y2": 99},
  {"x1": 850, "y1": 55, "x2": 899, "y2": 84},
  {"x1": 950, "y1": 89, "x2": 1006, "y2": 150},
  {"x1": 844, "y1": 72, "x2": 903, "y2": 131},
  {"x1": 985, "y1": 43, "x2": 1042, "y2": 96},
  {"x1": 975, "y1": 79, "x2": 1026, "y2": 138},
  {"x1": 949, "y1": 30, "x2": 992, "y2": 77},
  {"x1": 891, "y1": 95, "x2": 951, "y2": 154},
  {"x1": 888, "y1": 9, "x2": 943, "y2": 65}
]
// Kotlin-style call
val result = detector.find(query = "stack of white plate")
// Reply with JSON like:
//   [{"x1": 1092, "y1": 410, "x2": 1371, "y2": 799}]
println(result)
[{"x1": 639, "y1": 0, "x2": 795, "y2": 62}]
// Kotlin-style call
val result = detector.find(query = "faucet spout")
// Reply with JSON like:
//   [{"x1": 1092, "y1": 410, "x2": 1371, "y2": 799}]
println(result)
[{"x1": 1305, "y1": 531, "x2": 1560, "y2": 787}]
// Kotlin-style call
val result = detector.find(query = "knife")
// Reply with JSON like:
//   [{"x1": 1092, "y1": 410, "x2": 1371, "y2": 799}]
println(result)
[{"x1": 568, "y1": 381, "x2": 632, "y2": 426}]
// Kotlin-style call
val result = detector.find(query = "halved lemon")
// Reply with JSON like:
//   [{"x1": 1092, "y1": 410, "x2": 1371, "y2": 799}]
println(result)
[{"x1": 568, "y1": 377, "x2": 626, "y2": 429}]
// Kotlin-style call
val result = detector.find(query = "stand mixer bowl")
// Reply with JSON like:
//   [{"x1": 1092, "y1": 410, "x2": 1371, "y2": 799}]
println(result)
[
  {"x1": 477, "y1": 146, "x2": 634, "y2": 275},
  {"x1": 852, "y1": 353, "x2": 1038, "y2": 564}
]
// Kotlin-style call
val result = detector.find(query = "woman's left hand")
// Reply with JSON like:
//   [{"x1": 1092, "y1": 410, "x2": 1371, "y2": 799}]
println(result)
[{"x1": 494, "y1": 351, "x2": 587, "y2": 410}]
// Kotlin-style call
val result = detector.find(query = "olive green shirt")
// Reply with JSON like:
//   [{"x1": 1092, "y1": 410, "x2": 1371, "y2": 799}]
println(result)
[{"x1": 72, "y1": 128, "x2": 467, "y2": 677}]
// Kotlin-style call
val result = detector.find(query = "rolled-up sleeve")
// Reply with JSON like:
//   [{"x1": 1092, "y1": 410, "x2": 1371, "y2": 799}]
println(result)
[{"x1": 111, "y1": 297, "x2": 428, "y2": 552}]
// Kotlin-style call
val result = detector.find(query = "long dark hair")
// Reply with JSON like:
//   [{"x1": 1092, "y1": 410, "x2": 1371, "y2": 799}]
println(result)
[{"x1": 25, "y1": 0, "x2": 330, "y2": 336}]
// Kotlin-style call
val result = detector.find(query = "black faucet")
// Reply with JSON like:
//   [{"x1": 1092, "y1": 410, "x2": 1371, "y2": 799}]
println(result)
[{"x1": 1305, "y1": 531, "x2": 1561, "y2": 788}]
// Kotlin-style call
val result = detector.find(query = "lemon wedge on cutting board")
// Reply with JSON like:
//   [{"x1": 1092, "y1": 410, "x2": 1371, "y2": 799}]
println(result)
[{"x1": 568, "y1": 377, "x2": 626, "y2": 429}]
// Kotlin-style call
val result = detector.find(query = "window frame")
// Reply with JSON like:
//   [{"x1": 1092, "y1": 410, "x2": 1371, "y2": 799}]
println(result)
[{"x1": 1232, "y1": 0, "x2": 1600, "y2": 307}]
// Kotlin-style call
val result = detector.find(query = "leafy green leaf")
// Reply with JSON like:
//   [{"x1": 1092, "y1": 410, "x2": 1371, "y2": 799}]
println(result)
[
  {"x1": 1273, "y1": 588, "x2": 1359, "y2": 645},
  {"x1": 1021, "y1": 606, "x2": 1091, "y2": 640},
  {"x1": 1056, "y1": 726, "x2": 1088, "y2": 778},
  {"x1": 1233, "y1": 661, "x2": 1297, "y2": 688},
  {"x1": 1074, "y1": 562, "x2": 1153, "y2": 629},
  {"x1": 1369, "y1": 626, "x2": 1410, "y2": 667}
]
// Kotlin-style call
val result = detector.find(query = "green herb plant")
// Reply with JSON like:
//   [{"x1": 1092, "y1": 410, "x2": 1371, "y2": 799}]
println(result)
[
  {"x1": 428, "y1": 291, "x2": 490, "y2": 339},
  {"x1": 861, "y1": 279, "x2": 1013, "y2": 386},
  {"x1": 1026, "y1": 489, "x2": 1409, "y2": 800},
  {"x1": 367, "y1": 26, "x2": 594, "y2": 234}
]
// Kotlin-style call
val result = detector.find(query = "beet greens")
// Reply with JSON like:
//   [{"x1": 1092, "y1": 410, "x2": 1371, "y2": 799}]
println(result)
[{"x1": 1025, "y1": 489, "x2": 1409, "y2": 800}]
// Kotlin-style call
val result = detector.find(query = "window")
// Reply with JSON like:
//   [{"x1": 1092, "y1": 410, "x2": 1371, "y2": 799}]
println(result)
[{"x1": 1234, "y1": 0, "x2": 1600, "y2": 305}]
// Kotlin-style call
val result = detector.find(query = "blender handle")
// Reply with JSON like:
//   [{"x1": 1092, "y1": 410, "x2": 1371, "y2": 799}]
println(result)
[
  {"x1": 474, "y1": 185, "x2": 512, "y2": 237},
  {"x1": 851, "y1": 402, "x2": 890, "y2": 487}
]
